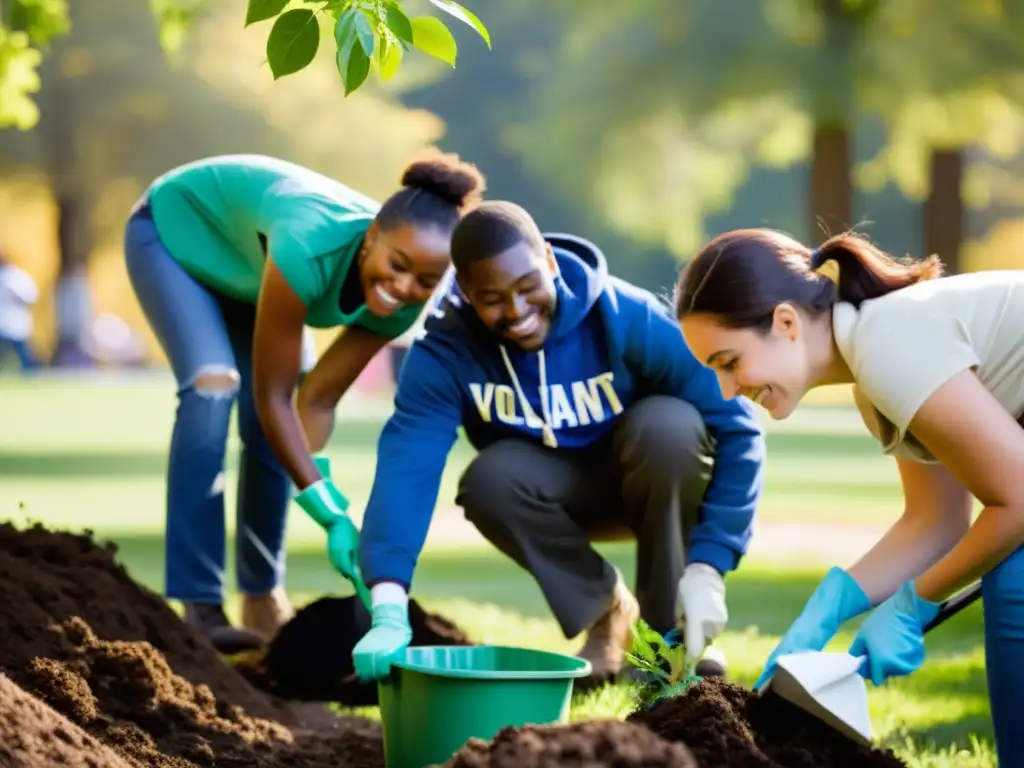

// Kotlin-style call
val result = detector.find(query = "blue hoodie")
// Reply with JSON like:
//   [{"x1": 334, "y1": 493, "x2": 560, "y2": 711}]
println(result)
[{"x1": 359, "y1": 234, "x2": 766, "y2": 588}]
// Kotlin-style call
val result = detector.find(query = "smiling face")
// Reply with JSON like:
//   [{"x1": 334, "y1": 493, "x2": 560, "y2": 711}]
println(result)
[
  {"x1": 457, "y1": 239, "x2": 558, "y2": 352},
  {"x1": 680, "y1": 304, "x2": 813, "y2": 420},
  {"x1": 359, "y1": 221, "x2": 452, "y2": 317}
]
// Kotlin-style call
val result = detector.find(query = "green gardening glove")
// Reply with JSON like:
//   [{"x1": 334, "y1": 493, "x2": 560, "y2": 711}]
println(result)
[
  {"x1": 353, "y1": 600, "x2": 413, "y2": 680},
  {"x1": 295, "y1": 475, "x2": 359, "y2": 580}
]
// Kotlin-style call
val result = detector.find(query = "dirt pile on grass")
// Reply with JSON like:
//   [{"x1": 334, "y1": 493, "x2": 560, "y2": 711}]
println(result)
[
  {"x1": 236, "y1": 593, "x2": 473, "y2": 706},
  {"x1": 445, "y1": 720, "x2": 699, "y2": 767},
  {"x1": 628, "y1": 676, "x2": 907, "y2": 768},
  {"x1": 0, "y1": 522, "x2": 385, "y2": 768}
]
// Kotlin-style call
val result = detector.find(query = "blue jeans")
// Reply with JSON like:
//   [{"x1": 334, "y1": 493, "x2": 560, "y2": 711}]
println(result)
[
  {"x1": 0, "y1": 337, "x2": 38, "y2": 372},
  {"x1": 124, "y1": 206, "x2": 315, "y2": 603},
  {"x1": 982, "y1": 544, "x2": 1024, "y2": 765}
]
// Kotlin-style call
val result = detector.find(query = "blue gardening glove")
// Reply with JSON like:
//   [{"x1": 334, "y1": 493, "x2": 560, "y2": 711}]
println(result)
[
  {"x1": 353, "y1": 600, "x2": 413, "y2": 680},
  {"x1": 295, "y1": 476, "x2": 359, "y2": 579},
  {"x1": 755, "y1": 566, "x2": 871, "y2": 691},
  {"x1": 848, "y1": 579, "x2": 940, "y2": 686}
]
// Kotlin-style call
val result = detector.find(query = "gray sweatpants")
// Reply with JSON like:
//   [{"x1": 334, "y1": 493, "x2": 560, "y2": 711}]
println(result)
[{"x1": 455, "y1": 395, "x2": 713, "y2": 639}]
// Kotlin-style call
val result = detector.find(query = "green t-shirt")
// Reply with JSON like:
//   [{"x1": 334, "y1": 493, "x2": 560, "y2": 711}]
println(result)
[{"x1": 146, "y1": 154, "x2": 420, "y2": 338}]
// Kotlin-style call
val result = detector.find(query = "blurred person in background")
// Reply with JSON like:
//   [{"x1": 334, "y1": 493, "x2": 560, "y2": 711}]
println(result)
[
  {"x1": 676, "y1": 227, "x2": 1024, "y2": 766},
  {"x1": 124, "y1": 152, "x2": 485, "y2": 652},
  {"x1": 0, "y1": 246, "x2": 40, "y2": 374}
]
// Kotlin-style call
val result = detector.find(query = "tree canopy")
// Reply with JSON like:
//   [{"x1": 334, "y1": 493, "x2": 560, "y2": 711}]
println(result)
[{"x1": 0, "y1": 0, "x2": 490, "y2": 130}]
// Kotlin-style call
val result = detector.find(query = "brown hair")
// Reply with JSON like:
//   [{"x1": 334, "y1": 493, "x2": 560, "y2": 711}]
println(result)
[{"x1": 674, "y1": 228, "x2": 943, "y2": 332}]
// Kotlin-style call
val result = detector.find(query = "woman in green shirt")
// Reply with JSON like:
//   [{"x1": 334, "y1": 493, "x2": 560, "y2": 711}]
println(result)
[{"x1": 123, "y1": 151, "x2": 485, "y2": 651}]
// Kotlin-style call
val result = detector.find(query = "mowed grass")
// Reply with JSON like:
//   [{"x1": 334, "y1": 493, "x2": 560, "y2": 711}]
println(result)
[{"x1": 0, "y1": 375, "x2": 995, "y2": 766}]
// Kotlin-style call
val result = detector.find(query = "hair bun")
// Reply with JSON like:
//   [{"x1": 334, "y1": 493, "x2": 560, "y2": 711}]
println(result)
[{"x1": 400, "y1": 147, "x2": 486, "y2": 210}]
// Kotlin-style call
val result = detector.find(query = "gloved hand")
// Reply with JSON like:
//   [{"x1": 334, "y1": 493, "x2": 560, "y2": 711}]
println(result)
[
  {"x1": 754, "y1": 566, "x2": 871, "y2": 691},
  {"x1": 676, "y1": 563, "x2": 728, "y2": 663},
  {"x1": 848, "y1": 579, "x2": 940, "y2": 686},
  {"x1": 353, "y1": 598, "x2": 413, "y2": 680},
  {"x1": 295, "y1": 476, "x2": 359, "y2": 579}
]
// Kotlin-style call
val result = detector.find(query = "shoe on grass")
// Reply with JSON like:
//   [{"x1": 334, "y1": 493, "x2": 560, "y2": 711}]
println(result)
[
  {"x1": 182, "y1": 602, "x2": 266, "y2": 655},
  {"x1": 241, "y1": 586, "x2": 294, "y2": 642}
]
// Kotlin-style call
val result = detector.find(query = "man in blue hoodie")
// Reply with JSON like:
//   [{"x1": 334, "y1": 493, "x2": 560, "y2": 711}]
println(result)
[{"x1": 347, "y1": 201, "x2": 766, "y2": 682}]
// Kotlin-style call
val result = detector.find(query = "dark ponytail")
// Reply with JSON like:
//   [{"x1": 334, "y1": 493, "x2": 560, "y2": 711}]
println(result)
[
  {"x1": 809, "y1": 232, "x2": 943, "y2": 309},
  {"x1": 675, "y1": 227, "x2": 944, "y2": 331}
]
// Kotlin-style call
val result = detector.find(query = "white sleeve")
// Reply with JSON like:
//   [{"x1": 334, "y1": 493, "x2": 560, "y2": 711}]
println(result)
[{"x1": 848, "y1": 302, "x2": 980, "y2": 449}]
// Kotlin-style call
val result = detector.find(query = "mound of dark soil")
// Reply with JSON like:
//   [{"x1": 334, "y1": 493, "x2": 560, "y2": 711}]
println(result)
[
  {"x1": 236, "y1": 594, "x2": 473, "y2": 705},
  {"x1": 0, "y1": 522, "x2": 385, "y2": 768},
  {"x1": 445, "y1": 719, "x2": 698, "y2": 768},
  {"x1": 628, "y1": 677, "x2": 907, "y2": 768},
  {"x1": 0, "y1": 671, "x2": 134, "y2": 767}
]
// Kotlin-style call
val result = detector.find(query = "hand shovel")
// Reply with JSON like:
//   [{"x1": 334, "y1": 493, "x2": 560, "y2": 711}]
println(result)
[
  {"x1": 312, "y1": 455, "x2": 373, "y2": 612},
  {"x1": 762, "y1": 580, "x2": 982, "y2": 745}
]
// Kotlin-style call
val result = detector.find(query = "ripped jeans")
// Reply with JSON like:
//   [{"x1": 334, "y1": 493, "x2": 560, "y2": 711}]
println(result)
[{"x1": 124, "y1": 204, "x2": 315, "y2": 603}]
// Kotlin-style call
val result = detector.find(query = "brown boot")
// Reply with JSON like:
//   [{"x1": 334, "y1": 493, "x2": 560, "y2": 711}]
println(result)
[
  {"x1": 577, "y1": 570, "x2": 640, "y2": 679},
  {"x1": 183, "y1": 603, "x2": 266, "y2": 654},
  {"x1": 241, "y1": 587, "x2": 294, "y2": 642}
]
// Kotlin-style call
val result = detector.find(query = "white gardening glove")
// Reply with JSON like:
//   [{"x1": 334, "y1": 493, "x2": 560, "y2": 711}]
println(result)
[{"x1": 675, "y1": 563, "x2": 728, "y2": 663}]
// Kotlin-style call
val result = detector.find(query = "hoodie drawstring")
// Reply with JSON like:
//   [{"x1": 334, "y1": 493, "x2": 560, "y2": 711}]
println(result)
[{"x1": 499, "y1": 345, "x2": 558, "y2": 449}]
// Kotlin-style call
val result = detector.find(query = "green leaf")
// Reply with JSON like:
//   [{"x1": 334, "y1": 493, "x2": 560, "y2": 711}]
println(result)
[
  {"x1": 342, "y1": 43, "x2": 370, "y2": 94},
  {"x1": 409, "y1": 16, "x2": 457, "y2": 67},
  {"x1": 426, "y1": 0, "x2": 490, "y2": 48},
  {"x1": 352, "y1": 9, "x2": 375, "y2": 58},
  {"x1": 384, "y1": 3, "x2": 414, "y2": 44},
  {"x1": 334, "y1": 8, "x2": 371, "y2": 95},
  {"x1": 376, "y1": 36, "x2": 402, "y2": 80},
  {"x1": 0, "y1": 28, "x2": 43, "y2": 130},
  {"x1": 266, "y1": 8, "x2": 321, "y2": 79},
  {"x1": 245, "y1": 0, "x2": 289, "y2": 26}
]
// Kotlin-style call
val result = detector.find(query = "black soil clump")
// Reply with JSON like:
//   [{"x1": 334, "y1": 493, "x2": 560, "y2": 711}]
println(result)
[
  {"x1": 235, "y1": 594, "x2": 473, "y2": 705},
  {"x1": 628, "y1": 676, "x2": 908, "y2": 768},
  {"x1": 445, "y1": 719, "x2": 699, "y2": 768}
]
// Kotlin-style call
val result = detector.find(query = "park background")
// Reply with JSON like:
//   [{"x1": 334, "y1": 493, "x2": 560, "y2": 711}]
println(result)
[{"x1": 1, "y1": 1, "x2": 1019, "y2": 765}]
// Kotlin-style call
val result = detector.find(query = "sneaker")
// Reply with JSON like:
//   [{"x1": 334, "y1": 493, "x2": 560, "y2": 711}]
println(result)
[
  {"x1": 241, "y1": 587, "x2": 295, "y2": 641},
  {"x1": 695, "y1": 644, "x2": 727, "y2": 679},
  {"x1": 577, "y1": 569, "x2": 640, "y2": 680},
  {"x1": 182, "y1": 602, "x2": 266, "y2": 655}
]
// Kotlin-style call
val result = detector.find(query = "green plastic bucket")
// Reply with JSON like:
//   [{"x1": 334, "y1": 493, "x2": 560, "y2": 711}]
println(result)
[{"x1": 377, "y1": 645, "x2": 592, "y2": 767}]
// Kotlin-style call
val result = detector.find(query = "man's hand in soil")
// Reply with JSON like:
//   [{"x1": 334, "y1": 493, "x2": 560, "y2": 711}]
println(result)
[
  {"x1": 294, "y1": 476, "x2": 359, "y2": 579},
  {"x1": 847, "y1": 579, "x2": 940, "y2": 686},
  {"x1": 754, "y1": 566, "x2": 871, "y2": 691},
  {"x1": 353, "y1": 586, "x2": 413, "y2": 680},
  {"x1": 676, "y1": 563, "x2": 728, "y2": 663}
]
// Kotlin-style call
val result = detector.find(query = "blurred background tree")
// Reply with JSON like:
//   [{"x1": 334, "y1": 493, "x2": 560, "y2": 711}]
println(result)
[{"x1": 2, "y1": 0, "x2": 1024, "y2": 369}]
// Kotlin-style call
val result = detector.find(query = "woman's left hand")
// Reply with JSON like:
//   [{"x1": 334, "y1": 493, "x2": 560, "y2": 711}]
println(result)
[{"x1": 848, "y1": 579, "x2": 941, "y2": 685}]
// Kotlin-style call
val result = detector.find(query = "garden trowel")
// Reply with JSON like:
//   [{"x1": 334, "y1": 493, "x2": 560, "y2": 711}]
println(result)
[
  {"x1": 312, "y1": 455, "x2": 372, "y2": 611},
  {"x1": 763, "y1": 580, "x2": 982, "y2": 746}
]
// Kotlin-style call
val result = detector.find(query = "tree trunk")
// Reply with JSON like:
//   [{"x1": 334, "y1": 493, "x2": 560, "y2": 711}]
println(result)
[
  {"x1": 923, "y1": 148, "x2": 964, "y2": 275},
  {"x1": 808, "y1": 0, "x2": 860, "y2": 246},
  {"x1": 809, "y1": 124, "x2": 853, "y2": 243},
  {"x1": 38, "y1": 52, "x2": 96, "y2": 368},
  {"x1": 50, "y1": 192, "x2": 96, "y2": 367}
]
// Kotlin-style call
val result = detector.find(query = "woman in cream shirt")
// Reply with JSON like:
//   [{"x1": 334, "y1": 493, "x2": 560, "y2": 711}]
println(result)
[{"x1": 674, "y1": 227, "x2": 1024, "y2": 764}]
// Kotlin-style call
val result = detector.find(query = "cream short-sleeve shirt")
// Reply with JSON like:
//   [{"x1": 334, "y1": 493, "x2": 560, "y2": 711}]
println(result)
[{"x1": 832, "y1": 270, "x2": 1024, "y2": 463}]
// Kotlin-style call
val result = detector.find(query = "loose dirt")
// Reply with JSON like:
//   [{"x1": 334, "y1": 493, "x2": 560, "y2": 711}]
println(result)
[
  {"x1": 0, "y1": 522, "x2": 384, "y2": 768},
  {"x1": 0, "y1": 521, "x2": 916, "y2": 768},
  {"x1": 236, "y1": 593, "x2": 473, "y2": 705},
  {"x1": 628, "y1": 676, "x2": 907, "y2": 768},
  {"x1": 0, "y1": 671, "x2": 134, "y2": 768},
  {"x1": 444, "y1": 720, "x2": 699, "y2": 767}
]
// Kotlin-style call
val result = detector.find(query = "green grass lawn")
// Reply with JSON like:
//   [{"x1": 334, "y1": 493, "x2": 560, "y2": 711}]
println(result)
[{"x1": 0, "y1": 376, "x2": 995, "y2": 766}]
